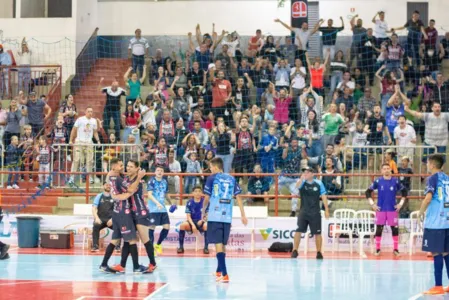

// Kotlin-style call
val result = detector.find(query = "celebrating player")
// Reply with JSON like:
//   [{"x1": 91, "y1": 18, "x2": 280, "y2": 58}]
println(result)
[
  {"x1": 110, "y1": 160, "x2": 156, "y2": 273},
  {"x1": 203, "y1": 157, "x2": 247, "y2": 283},
  {"x1": 147, "y1": 165, "x2": 174, "y2": 255},
  {"x1": 420, "y1": 154, "x2": 449, "y2": 295},
  {"x1": 100, "y1": 158, "x2": 149, "y2": 274},
  {"x1": 177, "y1": 185, "x2": 209, "y2": 254},
  {"x1": 365, "y1": 163, "x2": 407, "y2": 256},
  {"x1": 291, "y1": 167, "x2": 330, "y2": 260}
]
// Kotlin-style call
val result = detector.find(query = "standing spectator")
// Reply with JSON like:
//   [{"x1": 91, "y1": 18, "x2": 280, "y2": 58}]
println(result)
[
  {"x1": 386, "y1": 86, "x2": 407, "y2": 142},
  {"x1": 233, "y1": 117, "x2": 256, "y2": 180},
  {"x1": 168, "y1": 148, "x2": 181, "y2": 196},
  {"x1": 357, "y1": 87, "x2": 377, "y2": 114},
  {"x1": 18, "y1": 92, "x2": 51, "y2": 137},
  {"x1": 68, "y1": 107, "x2": 101, "y2": 184},
  {"x1": 4, "y1": 99, "x2": 21, "y2": 147},
  {"x1": 278, "y1": 36, "x2": 298, "y2": 67},
  {"x1": 299, "y1": 87, "x2": 323, "y2": 124},
  {"x1": 183, "y1": 150, "x2": 202, "y2": 193},
  {"x1": 124, "y1": 66, "x2": 146, "y2": 105},
  {"x1": 247, "y1": 29, "x2": 264, "y2": 62},
  {"x1": 372, "y1": 11, "x2": 390, "y2": 45},
  {"x1": 318, "y1": 17, "x2": 345, "y2": 58},
  {"x1": 274, "y1": 59, "x2": 291, "y2": 91},
  {"x1": 306, "y1": 51, "x2": 330, "y2": 97},
  {"x1": 328, "y1": 50, "x2": 349, "y2": 100},
  {"x1": 394, "y1": 115, "x2": 416, "y2": 161},
  {"x1": 376, "y1": 65, "x2": 403, "y2": 116},
  {"x1": 20, "y1": 125, "x2": 34, "y2": 182},
  {"x1": 254, "y1": 58, "x2": 273, "y2": 106},
  {"x1": 99, "y1": 78, "x2": 126, "y2": 140},
  {"x1": 17, "y1": 38, "x2": 32, "y2": 94},
  {"x1": 0, "y1": 44, "x2": 12, "y2": 99},
  {"x1": 59, "y1": 94, "x2": 78, "y2": 136},
  {"x1": 212, "y1": 122, "x2": 233, "y2": 173},
  {"x1": 188, "y1": 61, "x2": 206, "y2": 92},
  {"x1": 91, "y1": 182, "x2": 114, "y2": 252},
  {"x1": 349, "y1": 15, "x2": 367, "y2": 66},
  {"x1": 290, "y1": 58, "x2": 307, "y2": 99},
  {"x1": 274, "y1": 18, "x2": 323, "y2": 69},
  {"x1": 210, "y1": 69, "x2": 232, "y2": 121},
  {"x1": 134, "y1": 98, "x2": 155, "y2": 129},
  {"x1": 261, "y1": 36, "x2": 280, "y2": 66},
  {"x1": 148, "y1": 137, "x2": 169, "y2": 171},
  {"x1": 393, "y1": 10, "x2": 428, "y2": 66},
  {"x1": 172, "y1": 87, "x2": 191, "y2": 123},
  {"x1": 385, "y1": 34, "x2": 405, "y2": 73},
  {"x1": 321, "y1": 103, "x2": 344, "y2": 147},
  {"x1": 441, "y1": 32, "x2": 449, "y2": 59},
  {"x1": 5, "y1": 136, "x2": 21, "y2": 189},
  {"x1": 259, "y1": 126, "x2": 279, "y2": 181},
  {"x1": 405, "y1": 102, "x2": 449, "y2": 160},
  {"x1": 304, "y1": 110, "x2": 323, "y2": 157},
  {"x1": 429, "y1": 74, "x2": 449, "y2": 112},
  {"x1": 158, "y1": 109, "x2": 176, "y2": 144},
  {"x1": 273, "y1": 86, "x2": 293, "y2": 126},
  {"x1": 423, "y1": 20, "x2": 438, "y2": 51},
  {"x1": 0, "y1": 102, "x2": 8, "y2": 144},
  {"x1": 221, "y1": 31, "x2": 240, "y2": 57},
  {"x1": 35, "y1": 136, "x2": 51, "y2": 189},
  {"x1": 215, "y1": 44, "x2": 234, "y2": 77},
  {"x1": 128, "y1": 29, "x2": 149, "y2": 77},
  {"x1": 188, "y1": 33, "x2": 213, "y2": 71},
  {"x1": 151, "y1": 49, "x2": 165, "y2": 78},
  {"x1": 191, "y1": 120, "x2": 209, "y2": 147},
  {"x1": 336, "y1": 87, "x2": 355, "y2": 111},
  {"x1": 359, "y1": 28, "x2": 377, "y2": 86},
  {"x1": 336, "y1": 71, "x2": 355, "y2": 94},
  {"x1": 122, "y1": 102, "x2": 141, "y2": 144},
  {"x1": 366, "y1": 104, "x2": 392, "y2": 151}
]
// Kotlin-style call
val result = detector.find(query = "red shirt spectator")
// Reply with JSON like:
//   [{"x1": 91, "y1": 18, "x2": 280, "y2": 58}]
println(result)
[
  {"x1": 211, "y1": 71, "x2": 232, "y2": 108},
  {"x1": 423, "y1": 20, "x2": 438, "y2": 48},
  {"x1": 311, "y1": 67, "x2": 324, "y2": 88},
  {"x1": 124, "y1": 111, "x2": 140, "y2": 126}
]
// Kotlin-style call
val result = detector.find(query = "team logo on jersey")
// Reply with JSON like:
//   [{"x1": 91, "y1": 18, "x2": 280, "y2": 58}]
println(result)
[
  {"x1": 423, "y1": 239, "x2": 428, "y2": 248},
  {"x1": 150, "y1": 218, "x2": 155, "y2": 223},
  {"x1": 313, "y1": 187, "x2": 318, "y2": 191},
  {"x1": 125, "y1": 209, "x2": 130, "y2": 214},
  {"x1": 390, "y1": 186, "x2": 394, "y2": 191},
  {"x1": 142, "y1": 210, "x2": 147, "y2": 216}
]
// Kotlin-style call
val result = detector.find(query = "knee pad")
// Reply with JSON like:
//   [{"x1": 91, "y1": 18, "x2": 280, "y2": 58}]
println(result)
[
  {"x1": 375, "y1": 225, "x2": 384, "y2": 237},
  {"x1": 391, "y1": 226, "x2": 399, "y2": 236}
]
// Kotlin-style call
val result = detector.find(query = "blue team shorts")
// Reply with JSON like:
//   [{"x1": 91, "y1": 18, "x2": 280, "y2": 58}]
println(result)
[
  {"x1": 111, "y1": 210, "x2": 137, "y2": 242},
  {"x1": 207, "y1": 221, "x2": 231, "y2": 245},
  {"x1": 149, "y1": 212, "x2": 170, "y2": 226},
  {"x1": 187, "y1": 220, "x2": 206, "y2": 234},
  {"x1": 422, "y1": 228, "x2": 449, "y2": 253}
]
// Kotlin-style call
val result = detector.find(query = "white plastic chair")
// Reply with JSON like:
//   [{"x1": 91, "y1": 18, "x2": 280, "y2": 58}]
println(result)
[
  {"x1": 304, "y1": 210, "x2": 325, "y2": 254},
  {"x1": 409, "y1": 211, "x2": 424, "y2": 255},
  {"x1": 355, "y1": 210, "x2": 376, "y2": 258},
  {"x1": 73, "y1": 204, "x2": 93, "y2": 249},
  {"x1": 332, "y1": 209, "x2": 356, "y2": 254}
]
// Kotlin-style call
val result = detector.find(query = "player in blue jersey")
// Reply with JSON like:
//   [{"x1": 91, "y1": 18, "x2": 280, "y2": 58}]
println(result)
[
  {"x1": 110, "y1": 160, "x2": 156, "y2": 273},
  {"x1": 291, "y1": 167, "x2": 329, "y2": 260},
  {"x1": 100, "y1": 158, "x2": 149, "y2": 274},
  {"x1": 419, "y1": 154, "x2": 449, "y2": 295},
  {"x1": 366, "y1": 163, "x2": 407, "y2": 256},
  {"x1": 177, "y1": 185, "x2": 209, "y2": 254},
  {"x1": 147, "y1": 165, "x2": 174, "y2": 255},
  {"x1": 203, "y1": 157, "x2": 247, "y2": 283}
]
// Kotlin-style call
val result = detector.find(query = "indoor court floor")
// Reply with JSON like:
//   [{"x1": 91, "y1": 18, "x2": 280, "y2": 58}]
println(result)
[{"x1": 0, "y1": 248, "x2": 446, "y2": 300}]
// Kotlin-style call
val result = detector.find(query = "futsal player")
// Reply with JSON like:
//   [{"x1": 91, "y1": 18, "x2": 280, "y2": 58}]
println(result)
[
  {"x1": 419, "y1": 154, "x2": 449, "y2": 295},
  {"x1": 291, "y1": 167, "x2": 329, "y2": 260},
  {"x1": 110, "y1": 160, "x2": 156, "y2": 273},
  {"x1": 147, "y1": 165, "x2": 174, "y2": 255},
  {"x1": 100, "y1": 158, "x2": 148, "y2": 274},
  {"x1": 203, "y1": 157, "x2": 248, "y2": 283},
  {"x1": 177, "y1": 185, "x2": 209, "y2": 254},
  {"x1": 0, "y1": 207, "x2": 10, "y2": 260},
  {"x1": 365, "y1": 163, "x2": 407, "y2": 256}
]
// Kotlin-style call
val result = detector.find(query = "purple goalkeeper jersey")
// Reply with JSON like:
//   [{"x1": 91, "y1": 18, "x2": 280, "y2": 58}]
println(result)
[{"x1": 369, "y1": 177, "x2": 404, "y2": 212}]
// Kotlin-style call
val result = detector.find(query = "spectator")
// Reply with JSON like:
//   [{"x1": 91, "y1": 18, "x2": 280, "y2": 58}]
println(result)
[
  {"x1": 187, "y1": 61, "x2": 206, "y2": 92},
  {"x1": 4, "y1": 99, "x2": 21, "y2": 147},
  {"x1": 124, "y1": 66, "x2": 146, "y2": 104},
  {"x1": 210, "y1": 69, "x2": 232, "y2": 121},
  {"x1": 5, "y1": 136, "x2": 21, "y2": 189},
  {"x1": 376, "y1": 65, "x2": 403, "y2": 116},
  {"x1": 183, "y1": 151, "x2": 202, "y2": 193},
  {"x1": 202, "y1": 150, "x2": 215, "y2": 174},
  {"x1": 320, "y1": 157, "x2": 342, "y2": 198},
  {"x1": 423, "y1": 19, "x2": 438, "y2": 51},
  {"x1": 188, "y1": 34, "x2": 213, "y2": 72},
  {"x1": 261, "y1": 36, "x2": 280, "y2": 66},
  {"x1": 99, "y1": 78, "x2": 126, "y2": 140},
  {"x1": 158, "y1": 109, "x2": 176, "y2": 145},
  {"x1": 274, "y1": 59, "x2": 291, "y2": 91},
  {"x1": 385, "y1": 34, "x2": 405, "y2": 72},
  {"x1": 151, "y1": 49, "x2": 165, "y2": 78},
  {"x1": 0, "y1": 44, "x2": 12, "y2": 99},
  {"x1": 394, "y1": 115, "x2": 416, "y2": 162},
  {"x1": 290, "y1": 58, "x2": 307, "y2": 99},
  {"x1": 428, "y1": 73, "x2": 449, "y2": 112},
  {"x1": 349, "y1": 15, "x2": 367, "y2": 66},
  {"x1": 306, "y1": 143, "x2": 343, "y2": 172},
  {"x1": 247, "y1": 164, "x2": 270, "y2": 206},
  {"x1": 366, "y1": 104, "x2": 392, "y2": 152},
  {"x1": 233, "y1": 117, "x2": 256, "y2": 180},
  {"x1": 0, "y1": 102, "x2": 7, "y2": 144},
  {"x1": 17, "y1": 38, "x2": 32, "y2": 94},
  {"x1": 102, "y1": 133, "x2": 119, "y2": 172},
  {"x1": 182, "y1": 133, "x2": 201, "y2": 156},
  {"x1": 372, "y1": 11, "x2": 390, "y2": 45},
  {"x1": 172, "y1": 87, "x2": 191, "y2": 123},
  {"x1": 397, "y1": 156, "x2": 413, "y2": 214},
  {"x1": 357, "y1": 87, "x2": 377, "y2": 114},
  {"x1": 247, "y1": 29, "x2": 264, "y2": 61},
  {"x1": 68, "y1": 107, "x2": 100, "y2": 184},
  {"x1": 221, "y1": 31, "x2": 240, "y2": 57},
  {"x1": 274, "y1": 18, "x2": 323, "y2": 69},
  {"x1": 328, "y1": 50, "x2": 349, "y2": 100},
  {"x1": 59, "y1": 94, "x2": 78, "y2": 136},
  {"x1": 359, "y1": 28, "x2": 377, "y2": 86},
  {"x1": 386, "y1": 86, "x2": 407, "y2": 142},
  {"x1": 191, "y1": 120, "x2": 209, "y2": 147},
  {"x1": 441, "y1": 32, "x2": 449, "y2": 59},
  {"x1": 393, "y1": 10, "x2": 428, "y2": 66},
  {"x1": 299, "y1": 87, "x2": 323, "y2": 124},
  {"x1": 128, "y1": 29, "x2": 149, "y2": 77},
  {"x1": 254, "y1": 58, "x2": 273, "y2": 106},
  {"x1": 348, "y1": 116, "x2": 368, "y2": 169},
  {"x1": 20, "y1": 125, "x2": 34, "y2": 182},
  {"x1": 259, "y1": 126, "x2": 279, "y2": 180},
  {"x1": 405, "y1": 101, "x2": 449, "y2": 160},
  {"x1": 273, "y1": 86, "x2": 293, "y2": 125},
  {"x1": 134, "y1": 98, "x2": 156, "y2": 129},
  {"x1": 91, "y1": 182, "x2": 115, "y2": 252},
  {"x1": 231, "y1": 74, "x2": 253, "y2": 118},
  {"x1": 35, "y1": 136, "x2": 51, "y2": 189},
  {"x1": 168, "y1": 148, "x2": 181, "y2": 196},
  {"x1": 212, "y1": 122, "x2": 233, "y2": 173},
  {"x1": 278, "y1": 36, "x2": 298, "y2": 67},
  {"x1": 336, "y1": 71, "x2": 355, "y2": 94},
  {"x1": 318, "y1": 17, "x2": 344, "y2": 58},
  {"x1": 304, "y1": 110, "x2": 323, "y2": 157},
  {"x1": 306, "y1": 50, "x2": 330, "y2": 97},
  {"x1": 122, "y1": 102, "x2": 141, "y2": 144},
  {"x1": 122, "y1": 135, "x2": 144, "y2": 167},
  {"x1": 18, "y1": 91, "x2": 52, "y2": 137},
  {"x1": 336, "y1": 87, "x2": 355, "y2": 111},
  {"x1": 384, "y1": 149, "x2": 398, "y2": 174},
  {"x1": 215, "y1": 44, "x2": 234, "y2": 77},
  {"x1": 321, "y1": 103, "x2": 344, "y2": 148}
]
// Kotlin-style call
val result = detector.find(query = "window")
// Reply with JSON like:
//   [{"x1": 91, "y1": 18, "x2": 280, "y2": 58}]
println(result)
[
  {"x1": 0, "y1": 0, "x2": 16, "y2": 18},
  {"x1": 21, "y1": 0, "x2": 71, "y2": 18}
]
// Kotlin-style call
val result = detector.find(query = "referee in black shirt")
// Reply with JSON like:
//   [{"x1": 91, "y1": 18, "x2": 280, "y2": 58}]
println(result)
[{"x1": 291, "y1": 167, "x2": 330, "y2": 259}]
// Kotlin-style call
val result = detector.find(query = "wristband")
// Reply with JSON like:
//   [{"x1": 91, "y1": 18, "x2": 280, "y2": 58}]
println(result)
[{"x1": 369, "y1": 199, "x2": 374, "y2": 206}]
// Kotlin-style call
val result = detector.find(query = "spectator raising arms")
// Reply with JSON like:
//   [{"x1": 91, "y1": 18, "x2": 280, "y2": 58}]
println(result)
[{"x1": 124, "y1": 66, "x2": 146, "y2": 104}]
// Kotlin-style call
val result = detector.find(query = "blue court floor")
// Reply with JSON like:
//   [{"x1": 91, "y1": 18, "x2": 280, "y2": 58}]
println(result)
[{"x1": 0, "y1": 250, "x2": 448, "y2": 300}]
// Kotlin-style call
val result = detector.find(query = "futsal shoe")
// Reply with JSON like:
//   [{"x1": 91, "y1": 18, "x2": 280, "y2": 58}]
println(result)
[
  {"x1": 213, "y1": 272, "x2": 222, "y2": 277},
  {"x1": 423, "y1": 286, "x2": 445, "y2": 295},
  {"x1": 134, "y1": 265, "x2": 149, "y2": 274},
  {"x1": 291, "y1": 249, "x2": 298, "y2": 258},
  {"x1": 216, "y1": 274, "x2": 230, "y2": 283},
  {"x1": 90, "y1": 247, "x2": 99, "y2": 252},
  {"x1": 316, "y1": 252, "x2": 323, "y2": 260},
  {"x1": 374, "y1": 249, "x2": 381, "y2": 256},
  {"x1": 148, "y1": 264, "x2": 157, "y2": 272},
  {"x1": 393, "y1": 249, "x2": 400, "y2": 257},
  {"x1": 111, "y1": 264, "x2": 125, "y2": 273},
  {"x1": 177, "y1": 247, "x2": 184, "y2": 254},
  {"x1": 155, "y1": 244, "x2": 163, "y2": 255},
  {"x1": 0, "y1": 253, "x2": 10, "y2": 260},
  {"x1": 204, "y1": 248, "x2": 210, "y2": 254},
  {"x1": 99, "y1": 265, "x2": 117, "y2": 274},
  {"x1": 0, "y1": 244, "x2": 10, "y2": 259},
  {"x1": 290, "y1": 211, "x2": 296, "y2": 217}
]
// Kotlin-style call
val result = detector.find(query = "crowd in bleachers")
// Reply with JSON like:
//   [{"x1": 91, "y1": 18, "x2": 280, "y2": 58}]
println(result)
[{"x1": 1, "y1": 10, "x2": 449, "y2": 216}]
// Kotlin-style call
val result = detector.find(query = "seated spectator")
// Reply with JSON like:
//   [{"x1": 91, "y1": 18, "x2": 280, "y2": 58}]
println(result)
[
  {"x1": 320, "y1": 157, "x2": 343, "y2": 199},
  {"x1": 306, "y1": 143, "x2": 343, "y2": 172},
  {"x1": 190, "y1": 121, "x2": 209, "y2": 147},
  {"x1": 336, "y1": 86, "x2": 355, "y2": 111},
  {"x1": 384, "y1": 149, "x2": 398, "y2": 174},
  {"x1": 394, "y1": 115, "x2": 416, "y2": 163},
  {"x1": 102, "y1": 133, "x2": 119, "y2": 172},
  {"x1": 167, "y1": 148, "x2": 181, "y2": 195},
  {"x1": 188, "y1": 110, "x2": 206, "y2": 132},
  {"x1": 247, "y1": 164, "x2": 270, "y2": 205},
  {"x1": 441, "y1": 32, "x2": 449, "y2": 59},
  {"x1": 91, "y1": 182, "x2": 117, "y2": 252},
  {"x1": 183, "y1": 151, "x2": 202, "y2": 193},
  {"x1": 5, "y1": 136, "x2": 21, "y2": 189},
  {"x1": 357, "y1": 87, "x2": 377, "y2": 115},
  {"x1": 122, "y1": 135, "x2": 144, "y2": 167}
]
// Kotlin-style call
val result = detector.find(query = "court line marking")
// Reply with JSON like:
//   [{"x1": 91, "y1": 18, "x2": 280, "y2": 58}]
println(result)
[
  {"x1": 254, "y1": 256, "x2": 261, "y2": 260},
  {"x1": 408, "y1": 293, "x2": 422, "y2": 300},
  {"x1": 76, "y1": 297, "x2": 142, "y2": 299},
  {"x1": 144, "y1": 283, "x2": 170, "y2": 299}
]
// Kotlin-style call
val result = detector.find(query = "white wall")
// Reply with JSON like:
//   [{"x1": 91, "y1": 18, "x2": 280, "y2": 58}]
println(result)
[
  {"x1": 0, "y1": 0, "x2": 14, "y2": 18},
  {"x1": 75, "y1": 0, "x2": 98, "y2": 56}
]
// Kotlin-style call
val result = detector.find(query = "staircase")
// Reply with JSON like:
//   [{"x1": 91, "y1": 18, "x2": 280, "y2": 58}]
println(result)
[{"x1": 74, "y1": 58, "x2": 130, "y2": 118}]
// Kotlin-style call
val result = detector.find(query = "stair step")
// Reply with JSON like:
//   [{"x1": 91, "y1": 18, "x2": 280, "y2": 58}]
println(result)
[
  {"x1": 1, "y1": 204, "x2": 55, "y2": 214},
  {"x1": 1, "y1": 197, "x2": 59, "y2": 206}
]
